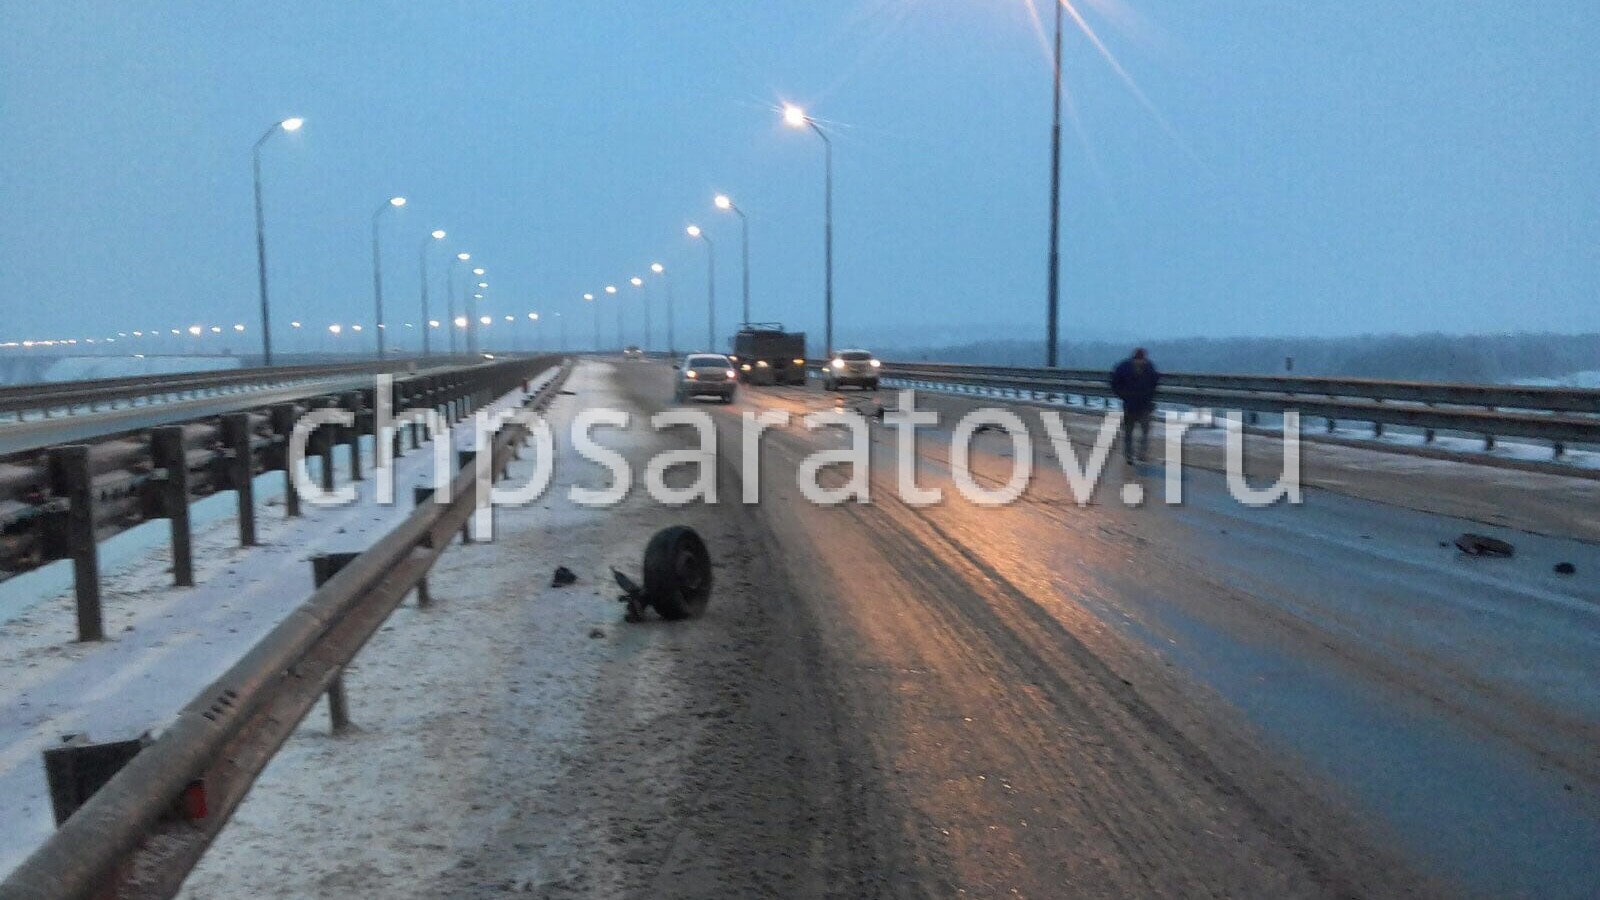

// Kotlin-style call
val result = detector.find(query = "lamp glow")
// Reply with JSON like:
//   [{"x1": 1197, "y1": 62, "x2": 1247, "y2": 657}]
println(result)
[
  {"x1": 280, "y1": 117, "x2": 305, "y2": 132},
  {"x1": 431, "y1": 229, "x2": 446, "y2": 239},
  {"x1": 686, "y1": 225, "x2": 702, "y2": 238},
  {"x1": 388, "y1": 196, "x2": 406, "y2": 207}
]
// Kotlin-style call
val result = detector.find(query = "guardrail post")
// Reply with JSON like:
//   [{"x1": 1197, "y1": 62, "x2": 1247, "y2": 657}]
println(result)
[
  {"x1": 411, "y1": 486, "x2": 435, "y2": 607},
  {"x1": 151, "y1": 426, "x2": 195, "y2": 587},
  {"x1": 270, "y1": 403, "x2": 302, "y2": 518},
  {"x1": 48, "y1": 445, "x2": 103, "y2": 642},
  {"x1": 457, "y1": 449, "x2": 477, "y2": 543},
  {"x1": 342, "y1": 392, "x2": 364, "y2": 482},
  {"x1": 310, "y1": 552, "x2": 362, "y2": 735},
  {"x1": 221, "y1": 414, "x2": 257, "y2": 547},
  {"x1": 313, "y1": 399, "x2": 337, "y2": 494}
]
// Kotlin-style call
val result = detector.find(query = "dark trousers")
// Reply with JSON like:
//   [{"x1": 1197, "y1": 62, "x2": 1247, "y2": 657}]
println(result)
[{"x1": 1121, "y1": 404, "x2": 1152, "y2": 461}]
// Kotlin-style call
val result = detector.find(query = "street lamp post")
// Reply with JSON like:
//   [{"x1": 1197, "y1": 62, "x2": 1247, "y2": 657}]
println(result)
[
  {"x1": 714, "y1": 194, "x2": 750, "y2": 326},
  {"x1": 371, "y1": 196, "x2": 406, "y2": 359},
  {"x1": 584, "y1": 293, "x2": 598, "y2": 351},
  {"x1": 687, "y1": 225, "x2": 715, "y2": 350},
  {"x1": 251, "y1": 116, "x2": 303, "y2": 366},
  {"x1": 783, "y1": 105, "x2": 833, "y2": 357},
  {"x1": 1045, "y1": 0, "x2": 1064, "y2": 367},
  {"x1": 470, "y1": 268, "x2": 486, "y2": 355},
  {"x1": 449, "y1": 253, "x2": 470, "y2": 355},
  {"x1": 605, "y1": 285, "x2": 620, "y2": 350},
  {"x1": 630, "y1": 276, "x2": 647, "y2": 351},
  {"x1": 419, "y1": 229, "x2": 446, "y2": 356},
  {"x1": 651, "y1": 262, "x2": 674, "y2": 358}
]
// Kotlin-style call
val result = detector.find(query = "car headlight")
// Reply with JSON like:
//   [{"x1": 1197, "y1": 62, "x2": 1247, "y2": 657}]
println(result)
[
  {"x1": 756, "y1": 360, "x2": 769, "y2": 367},
  {"x1": 685, "y1": 370, "x2": 698, "y2": 379},
  {"x1": 830, "y1": 358, "x2": 844, "y2": 369},
  {"x1": 741, "y1": 363, "x2": 752, "y2": 371},
  {"x1": 725, "y1": 369, "x2": 738, "y2": 379},
  {"x1": 869, "y1": 359, "x2": 881, "y2": 368},
  {"x1": 793, "y1": 358, "x2": 805, "y2": 365}
]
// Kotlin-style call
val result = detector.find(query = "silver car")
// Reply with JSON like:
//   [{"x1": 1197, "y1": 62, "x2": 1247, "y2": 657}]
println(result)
[
  {"x1": 673, "y1": 353, "x2": 738, "y2": 403},
  {"x1": 823, "y1": 349, "x2": 881, "y2": 390}
]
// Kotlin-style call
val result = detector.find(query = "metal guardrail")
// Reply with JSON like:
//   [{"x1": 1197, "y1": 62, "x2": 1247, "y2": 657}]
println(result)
[
  {"x1": 0, "y1": 357, "x2": 555, "y2": 642},
  {"x1": 0, "y1": 356, "x2": 479, "y2": 421},
  {"x1": 0, "y1": 360, "x2": 571, "y2": 900},
  {"x1": 820, "y1": 361, "x2": 1600, "y2": 456}
]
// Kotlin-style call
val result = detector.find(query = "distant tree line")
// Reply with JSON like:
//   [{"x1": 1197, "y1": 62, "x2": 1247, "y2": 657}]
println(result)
[{"x1": 890, "y1": 332, "x2": 1600, "y2": 383}]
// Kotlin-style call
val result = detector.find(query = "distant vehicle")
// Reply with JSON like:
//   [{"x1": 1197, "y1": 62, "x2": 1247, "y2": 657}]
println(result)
[
  {"x1": 823, "y1": 349, "x2": 881, "y2": 391},
  {"x1": 623, "y1": 345, "x2": 644, "y2": 360},
  {"x1": 731, "y1": 323, "x2": 807, "y2": 386},
  {"x1": 673, "y1": 353, "x2": 738, "y2": 403}
]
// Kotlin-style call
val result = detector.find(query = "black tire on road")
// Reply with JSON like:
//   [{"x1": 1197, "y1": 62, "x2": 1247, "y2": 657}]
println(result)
[{"x1": 643, "y1": 525, "x2": 714, "y2": 620}]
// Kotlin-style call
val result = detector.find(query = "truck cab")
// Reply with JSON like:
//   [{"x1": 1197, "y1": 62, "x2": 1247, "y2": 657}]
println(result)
[{"x1": 731, "y1": 323, "x2": 808, "y2": 386}]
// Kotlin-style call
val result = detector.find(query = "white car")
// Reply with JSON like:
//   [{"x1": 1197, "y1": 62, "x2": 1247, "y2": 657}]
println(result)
[
  {"x1": 673, "y1": 353, "x2": 739, "y2": 403},
  {"x1": 823, "y1": 349, "x2": 881, "y2": 391}
]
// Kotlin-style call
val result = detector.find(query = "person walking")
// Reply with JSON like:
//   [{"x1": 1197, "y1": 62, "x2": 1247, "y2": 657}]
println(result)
[{"x1": 1110, "y1": 347, "x2": 1160, "y2": 464}]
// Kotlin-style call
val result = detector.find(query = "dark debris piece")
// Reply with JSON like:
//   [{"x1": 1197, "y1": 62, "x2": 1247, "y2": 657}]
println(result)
[
  {"x1": 1554, "y1": 562, "x2": 1576, "y2": 575},
  {"x1": 1454, "y1": 533, "x2": 1515, "y2": 558},
  {"x1": 551, "y1": 566, "x2": 578, "y2": 587}
]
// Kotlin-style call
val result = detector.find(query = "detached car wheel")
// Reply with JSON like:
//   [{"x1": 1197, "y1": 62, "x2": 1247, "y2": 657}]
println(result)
[{"x1": 643, "y1": 525, "x2": 713, "y2": 620}]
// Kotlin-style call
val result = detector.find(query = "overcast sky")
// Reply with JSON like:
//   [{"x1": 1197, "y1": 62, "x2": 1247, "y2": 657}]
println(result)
[{"x1": 2, "y1": 0, "x2": 1596, "y2": 353}]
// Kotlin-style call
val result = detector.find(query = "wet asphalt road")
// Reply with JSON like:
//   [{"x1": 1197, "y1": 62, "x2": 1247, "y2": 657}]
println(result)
[{"x1": 613, "y1": 359, "x2": 1599, "y2": 899}]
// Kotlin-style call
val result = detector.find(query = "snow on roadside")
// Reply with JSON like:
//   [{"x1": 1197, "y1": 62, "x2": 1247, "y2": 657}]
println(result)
[{"x1": 175, "y1": 360, "x2": 822, "y2": 899}]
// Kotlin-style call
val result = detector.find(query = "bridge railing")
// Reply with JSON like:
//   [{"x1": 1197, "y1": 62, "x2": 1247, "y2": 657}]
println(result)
[
  {"x1": 0, "y1": 356, "x2": 481, "y2": 421},
  {"x1": 0, "y1": 356, "x2": 556, "y2": 642},
  {"x1": 812, "y1": 360, "x2": 1600, "y2": 457},
  {"x1": 0, "y1": 361, "x2": 571, "y2": 900}
]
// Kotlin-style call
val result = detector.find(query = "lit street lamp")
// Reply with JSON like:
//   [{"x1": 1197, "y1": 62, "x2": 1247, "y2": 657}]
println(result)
[
  {"x1": 419, "y1": 229, "x2": 446, "y2": 356},
  {"x1": 782, "y1": 104, "x2": 833, "y2": 356},
  {"x1": 629, "y1": 276, "x2": 649, "y2": 351},
  {"x1": 468, "y1": 268, "x2": 486, "y2": 354},
  {"x1": 650, "y1": 262, "x2": 675, "y2": 358},
  {"x1": 714, "y1": 194, "x2": 751, "y2": 326},
  {"x1": 371, "y1": 196, "x2": 406, "y2": 358},
  {"x1": 584, "y1": 293, "x2": 597, "y2": 351},
  {"x1": 449, "y1": 252, "x2": 470, "y2": 355},
  {"x1": 251, "y1": 116, "x2": 303, "y2": 366},
  {"x1": 605, "y1": 285, "x2": 620, "y2": 350},
  {"x1": 686, "y1": 225, "x2": 716, "y2": 351}
]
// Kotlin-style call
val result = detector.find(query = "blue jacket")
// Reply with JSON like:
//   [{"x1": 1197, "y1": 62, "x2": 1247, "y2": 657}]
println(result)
[{"x1": 1110, "y1": 357, "x2": 1159, "y2": 413}]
